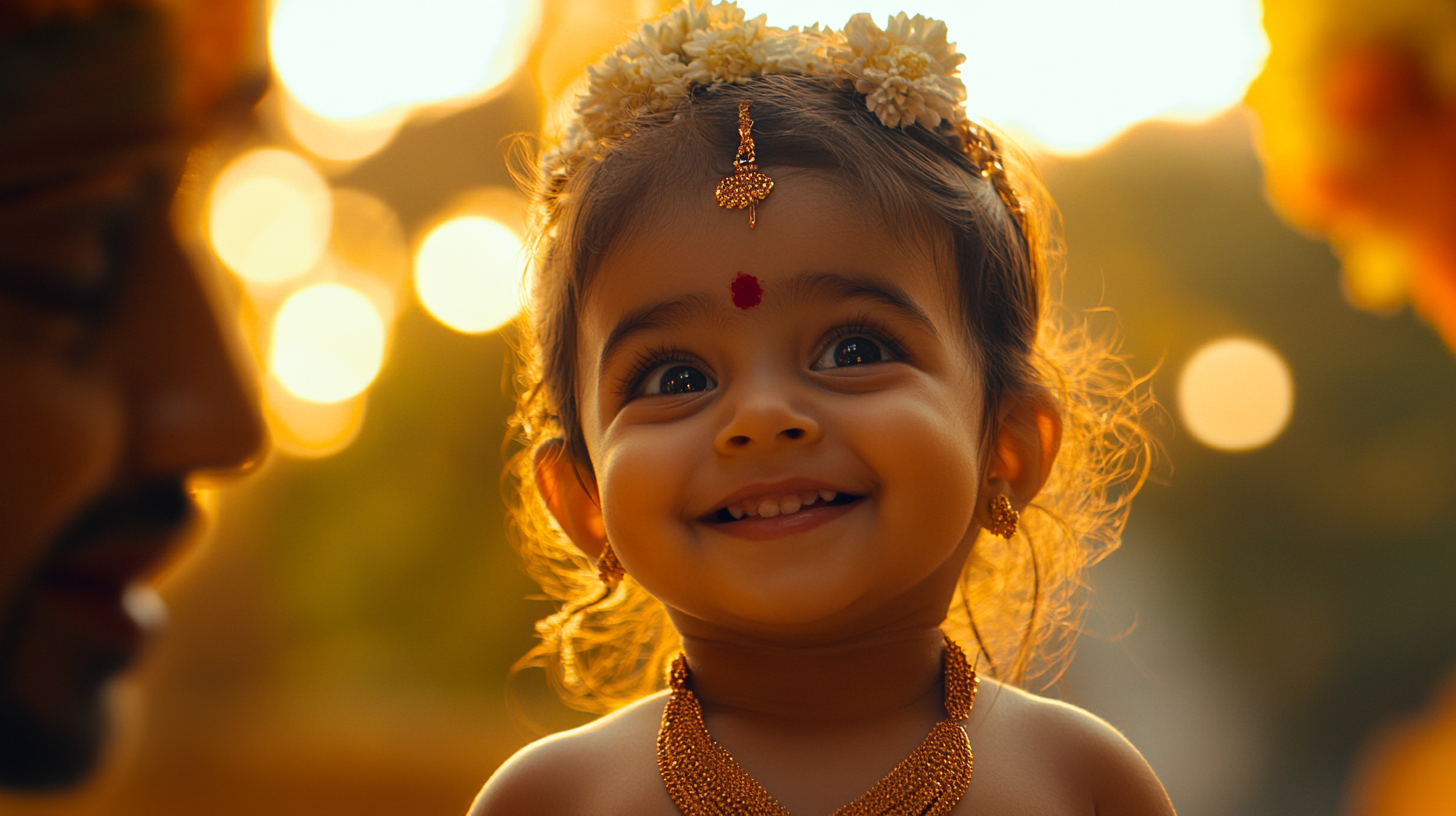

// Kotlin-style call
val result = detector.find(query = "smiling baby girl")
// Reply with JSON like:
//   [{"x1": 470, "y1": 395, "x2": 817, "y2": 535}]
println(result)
[{"x1": 472, "y1": 4, "x2": 1171, "y2": 814}]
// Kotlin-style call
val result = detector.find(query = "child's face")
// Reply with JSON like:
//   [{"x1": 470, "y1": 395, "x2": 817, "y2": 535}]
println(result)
[{"x1": 574, "y1": 173, "x2": 988, "y2": 640}]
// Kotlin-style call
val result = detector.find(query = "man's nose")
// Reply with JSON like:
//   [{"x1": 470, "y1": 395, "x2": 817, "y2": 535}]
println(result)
[{"x1": 118, "y1": 215, "x2": 264, "y2": 478}]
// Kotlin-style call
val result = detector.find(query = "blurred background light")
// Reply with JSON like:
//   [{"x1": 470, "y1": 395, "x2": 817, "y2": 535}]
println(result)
[
  {"x1": 740, "y1": 0, "x2": 1268, "y2": 155},
  {"x1": 326, "y1": 189, "x2": 410, "y2": 312},
  {"x1": 208, "y1": 148, "x2": 333, "y2": 285},
  {"x1": 1178, "y1": 336, "x2": 1294, "y2": 451},
  {"x1": 269, "y1": 0, "x2": 542, "y2": 120},
  {"x1": 413, "y1": 215, "x2": 527, "y2": 334},
  {"x1": 269, "y1": 283, "x2": 388, "y2": 403},
  {"x1": 263, "y1": 378, "x2": 369, "y2": 458},
  {"x1": 280, "y1": 93, "x2": 407, "y2": 164}
]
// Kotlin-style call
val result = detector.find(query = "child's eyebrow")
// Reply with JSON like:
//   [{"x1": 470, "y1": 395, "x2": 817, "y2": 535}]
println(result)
[
  {"x1": 598, "y1": 291, "x2": 716, "y2": 373},
  {"x1": 787, "y1": 272, "x2": 940, "y2": 337},
  {"x1": 595, "y1": 272, "x2": 940, "y2": 373}
]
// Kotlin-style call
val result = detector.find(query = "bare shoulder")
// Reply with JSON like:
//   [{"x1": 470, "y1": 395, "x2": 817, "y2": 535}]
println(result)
[
  {"x1": 963, "y1": 680, "x2": 1176, "y2": 816},
  {"x1": 468, "y1": 691, "x2": 676, "y2": 816}
]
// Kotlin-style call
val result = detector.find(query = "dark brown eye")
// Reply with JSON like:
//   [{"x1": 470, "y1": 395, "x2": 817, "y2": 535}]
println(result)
[
  {"x1": 834, "y1": 337, "x2": 881, "y2": 367},
  {"x1": 657, "y1": 365, "x2": 711, "y2": 395}
]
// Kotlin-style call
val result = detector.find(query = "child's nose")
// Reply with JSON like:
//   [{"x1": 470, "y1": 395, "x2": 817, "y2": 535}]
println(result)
[{"x1": 713, "y1": 388, "x2": 821, "y2": 454}]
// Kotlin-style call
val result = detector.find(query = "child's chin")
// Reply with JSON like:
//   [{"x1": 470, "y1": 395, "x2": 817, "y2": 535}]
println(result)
[{"x1": 701, "y1": 574, "x2": 887, "y2": 632}]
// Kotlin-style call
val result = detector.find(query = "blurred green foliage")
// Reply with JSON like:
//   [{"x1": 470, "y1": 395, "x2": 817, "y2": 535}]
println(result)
[
  {"x1": 255, "y1": 315, "x2": 537, "y2": 699},
  {"x1": 1047, "y1": 112, "x2": 1456, "y2": 814}
]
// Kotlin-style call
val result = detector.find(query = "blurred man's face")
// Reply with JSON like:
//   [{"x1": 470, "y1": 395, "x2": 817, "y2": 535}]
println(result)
[{"x1": 0, "y1": 7, "x2": 262, "y2": 788}]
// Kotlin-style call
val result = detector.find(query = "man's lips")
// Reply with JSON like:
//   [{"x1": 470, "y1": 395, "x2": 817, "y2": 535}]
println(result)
[
  {"x1": 34, "y1": 529, "x2": 180, "y2": 650},
  {"x1": 31, "y1": 481, "x2": 193, "y2": 651},
  {"x1": 42, "y1": 480, "x2": 192, "y2": 587},
  {"x1": 32, "y1": 581, "x2": 141, "y2": 650},
  {"x1": 44, "y1": 530, "x2": 177, "y2": 591}
]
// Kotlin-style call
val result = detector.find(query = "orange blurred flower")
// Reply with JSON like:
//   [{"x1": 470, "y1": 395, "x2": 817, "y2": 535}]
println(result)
[
  {"x1": 1248, "y1": 0, "x2": 1456, "y2": 352},
  {"x1": 1347, "y1": 672, "x2": 1456, "y2": 816}
]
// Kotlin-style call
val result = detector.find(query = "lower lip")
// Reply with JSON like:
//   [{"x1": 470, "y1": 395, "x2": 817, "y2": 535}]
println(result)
[
  {"x1": 32, "y1": 582, "x2": 144, "y2": 652},
  {"x1": 704, "y1": 500, "x2": 858, "y2": 540}
]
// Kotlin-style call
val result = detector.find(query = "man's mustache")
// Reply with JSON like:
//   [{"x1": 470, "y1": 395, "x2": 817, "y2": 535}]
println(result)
[{"x1": 47, "y1": 479, "x2": 193, "y2": 557}]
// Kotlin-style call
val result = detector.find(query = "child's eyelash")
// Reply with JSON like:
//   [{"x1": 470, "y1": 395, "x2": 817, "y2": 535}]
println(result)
[
  {"x1": 821, "y1": 317, "x2": 912, "y2": 362},
  {"x1": 614, "y1": 317, "x2": 910, "y2": 399},
  {"x1": 617, "y1": 345, "x2": 701, "y2": 399}
]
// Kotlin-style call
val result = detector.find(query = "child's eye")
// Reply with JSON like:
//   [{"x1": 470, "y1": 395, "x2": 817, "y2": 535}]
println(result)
[
  {"x1": 641, "y1": 363, "x2": 716, "y2": 396},
  {"x1": 815, "y1": 335, "x2": 894, "y2": 369}
]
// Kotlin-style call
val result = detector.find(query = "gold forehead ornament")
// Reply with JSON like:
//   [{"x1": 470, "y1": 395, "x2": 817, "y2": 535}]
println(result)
[{"x1": 714, "y1": 100, "x2": 775, "y2": 228}]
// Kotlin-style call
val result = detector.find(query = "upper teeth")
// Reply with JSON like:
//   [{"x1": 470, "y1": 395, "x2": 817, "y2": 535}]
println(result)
[{"x1": 726, "y1": 489, "x2": 838, "y2": 520}]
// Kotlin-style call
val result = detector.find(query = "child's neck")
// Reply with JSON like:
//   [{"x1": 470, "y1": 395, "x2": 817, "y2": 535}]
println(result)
[{"x1": 677, "y1": 624, "x2": 947, "y2": 724}]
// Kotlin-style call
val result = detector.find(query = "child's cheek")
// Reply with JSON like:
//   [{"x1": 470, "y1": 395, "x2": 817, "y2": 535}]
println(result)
[
  {"x1": 594, "y1": 423, "x2": 703, "y2": 579},
  {"x1": 839, "y1": 386, "x2": 983, "y2": 574}
]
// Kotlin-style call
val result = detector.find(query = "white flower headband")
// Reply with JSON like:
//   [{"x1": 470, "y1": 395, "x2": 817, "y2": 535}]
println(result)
[{"x1": 542, "y1": 1, "x2": 1026, "y2": 234}]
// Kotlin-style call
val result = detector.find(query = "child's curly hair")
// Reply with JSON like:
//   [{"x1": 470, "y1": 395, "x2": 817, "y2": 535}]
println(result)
[{"x1": 506, "y1": 75, "x2": 1153, "y2": 714}]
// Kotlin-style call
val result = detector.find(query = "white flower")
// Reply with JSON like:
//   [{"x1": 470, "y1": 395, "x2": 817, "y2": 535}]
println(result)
[
  {"x1": 545, "y1": 122, "x2": 592, "y2": 172},
  {"x1": 576, "y1": 40, "x2": 689, "y2": 138},
  {"x1": 682, "y1": 14, "x2": 769, "y2": 85},
  {"x1": 759, "y1": 24, "x2": 844, "y2": 75},
  {"x1": 543, "y1": 2, "x2": 985, "y2": 193},
  {"x1": 635, "y1": 20, "x2": 683, "y2": 60},
  {"x1": 542, "y1": 122, "x2": 590, "y2": 192},
  {"x1": 835, "y1": 12, "x2": 967, "y2": 128},
  {"x1": 647, "y1": 0, "x2": 745, "y2": 57}
]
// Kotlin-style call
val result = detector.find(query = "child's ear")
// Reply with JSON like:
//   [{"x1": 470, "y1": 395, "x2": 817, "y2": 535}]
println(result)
[
  {"x1": 534, "y1": 439, "x2": 608, "y2": 560},
  {"x1": 980, "y1": 391, "x2": 1063, "y2": 516}
]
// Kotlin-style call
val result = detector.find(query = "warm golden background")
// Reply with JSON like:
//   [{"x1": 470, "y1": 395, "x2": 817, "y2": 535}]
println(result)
[{"x1": 6, "y1": 0, "x2": 1456, "y2": 814}]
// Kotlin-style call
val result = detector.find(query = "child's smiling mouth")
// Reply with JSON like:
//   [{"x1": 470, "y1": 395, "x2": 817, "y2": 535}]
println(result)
[
  {"x1": 711, "y1": 490, "x2": 859, "y2": 523},
  {"x1": 701, "y1": 483, "x2": 864, "y2": 539}
]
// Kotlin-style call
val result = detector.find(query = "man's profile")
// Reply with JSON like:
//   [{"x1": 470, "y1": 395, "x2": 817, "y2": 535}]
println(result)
[{"x1": 0, "y1": 0, "x2": 262, "y2": 789}]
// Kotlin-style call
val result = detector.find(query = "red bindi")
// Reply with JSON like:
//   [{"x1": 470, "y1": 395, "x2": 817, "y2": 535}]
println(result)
[{"x1": 730, "y1": 272, "x2": 763, "y2": 309}]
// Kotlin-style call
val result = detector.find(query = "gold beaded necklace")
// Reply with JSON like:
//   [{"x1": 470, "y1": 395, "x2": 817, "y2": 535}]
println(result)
[{"x1": 656, "y1": 635, "x2": 978, "y2": 816}]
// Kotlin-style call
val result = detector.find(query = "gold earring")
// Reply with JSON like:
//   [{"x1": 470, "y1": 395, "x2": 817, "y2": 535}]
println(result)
[
  {"x1": 989, "y1": 494, "x2": 1019, "y2": 539},
  {"x1": 597, "y1": 541, "x2": 625, "y2": 589}
]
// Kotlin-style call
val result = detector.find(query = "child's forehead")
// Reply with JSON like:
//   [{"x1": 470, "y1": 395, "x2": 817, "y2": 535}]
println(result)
[
  {"x1": 587, "y1": 171, "x2": 952, "y2": 310},
  {"x1": 578, "y1": 174, "x2": 959, "y2": 351}
]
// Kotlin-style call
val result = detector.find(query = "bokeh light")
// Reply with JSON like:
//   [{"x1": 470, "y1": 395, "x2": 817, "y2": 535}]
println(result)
[
  {"x1": 1178, "y1": 336, "x2": 1294, "y2": 451},
  {"x1": 280, "y1": 93, "x2": 406, "y2": 163},
  {"x1": 264, "y1": 378, "x2": 369, "y2": 458},
  {"x1": 328, "y1": 188, "x2": 410, "y2": 303},
  {"x1": 208, "y1": 148, "x2": 332, "y2": 285},
  {"x1": 740, "y1": 0, "x2": 1268, "y2": 155},
  {"x1": 413, "y1": 215, "x2": 527, "y2": 334},
  {"x1": 269, "y1": 283, "x2": 387, "y2": 403},
  {"x1": 269, "y1": 0, "x2": 541, "y2": 120}
]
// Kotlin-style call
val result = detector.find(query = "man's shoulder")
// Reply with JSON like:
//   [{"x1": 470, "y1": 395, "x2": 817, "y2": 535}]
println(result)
[{"x1": 467, "y1": 691, "x2": 670, "y2": 816}]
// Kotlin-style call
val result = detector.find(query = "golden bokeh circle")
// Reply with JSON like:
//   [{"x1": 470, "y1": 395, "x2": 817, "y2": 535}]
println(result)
[{"x1": 1178, "y1": 336, "x2": 1294, "y2": 452}]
